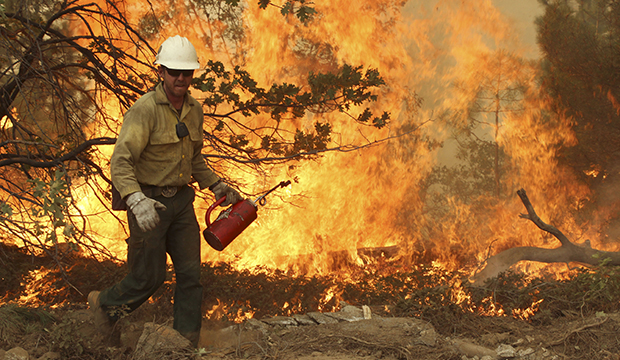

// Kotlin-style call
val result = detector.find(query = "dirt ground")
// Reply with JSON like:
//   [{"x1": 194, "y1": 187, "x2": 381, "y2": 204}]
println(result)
[
  {"x1": 38, "y1": 304, "x2": 620, "y2": 360},
  {"x1": 3, "y1": 243, "x2": 620, "y2": 360},
  {"x1": 195, "y1": 311, "x2": 620, "y2": 360}
]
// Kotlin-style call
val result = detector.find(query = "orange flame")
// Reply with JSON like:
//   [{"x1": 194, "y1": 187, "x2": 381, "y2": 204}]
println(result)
[{"x1": 13, "y1": 0, "x2": 619, "y2": 318}]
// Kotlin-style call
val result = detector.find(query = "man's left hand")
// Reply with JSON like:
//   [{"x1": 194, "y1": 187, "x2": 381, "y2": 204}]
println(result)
[{"x1": 211, "y1": 181, "x2": 243, "y2": 206}]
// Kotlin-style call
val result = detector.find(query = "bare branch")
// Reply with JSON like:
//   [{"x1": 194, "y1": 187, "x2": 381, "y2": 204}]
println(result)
[{"x1": 471, "y1": 188, "x2": 620, "y2": 285}]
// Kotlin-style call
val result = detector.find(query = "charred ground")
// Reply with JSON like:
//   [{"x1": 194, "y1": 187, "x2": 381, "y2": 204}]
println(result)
[{"x1": 2, "y1": 242, "x2": 620, "y2": 359}]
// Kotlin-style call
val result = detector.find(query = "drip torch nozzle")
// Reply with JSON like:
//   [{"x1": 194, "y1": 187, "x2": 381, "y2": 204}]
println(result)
[{"x1": 255, "y1": 180, "x2": 291, "y2": 206}]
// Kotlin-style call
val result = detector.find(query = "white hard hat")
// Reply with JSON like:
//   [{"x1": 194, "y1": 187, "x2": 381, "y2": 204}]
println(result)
[{"x1": 154, "y1": 35, "x2": 200, "y2": 70}]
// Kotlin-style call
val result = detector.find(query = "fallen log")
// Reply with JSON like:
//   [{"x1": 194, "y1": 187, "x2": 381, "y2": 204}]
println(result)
[{"x1": 471, "y1": 188, "x2": 620, "y2": 285}]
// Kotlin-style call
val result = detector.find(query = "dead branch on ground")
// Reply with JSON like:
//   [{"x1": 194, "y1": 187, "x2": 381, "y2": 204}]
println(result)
[{"x1": 471, "y1": 188, "x2": 620, "y2": 284}]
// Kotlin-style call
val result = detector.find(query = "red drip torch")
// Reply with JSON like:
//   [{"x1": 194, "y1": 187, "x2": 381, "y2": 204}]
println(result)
[{"x1": 203, "y1": 180, "x2": 291, "y2": 251}]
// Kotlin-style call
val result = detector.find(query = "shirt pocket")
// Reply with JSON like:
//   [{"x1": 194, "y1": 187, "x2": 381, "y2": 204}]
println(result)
[
  {"x1": 187, "y1": 123, "x2": 201, "y2": 142},
  {"x1": 144, "y1": 123, "x2": 180, "y2": 164},
  {"x1": 149, "y1": 123, "x2": 179, "y2": 145}
]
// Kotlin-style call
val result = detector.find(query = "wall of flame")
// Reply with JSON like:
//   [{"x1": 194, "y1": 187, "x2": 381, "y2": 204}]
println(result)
[{"x1": 52, "y1": 0, "x2": 620, "y2": 280}]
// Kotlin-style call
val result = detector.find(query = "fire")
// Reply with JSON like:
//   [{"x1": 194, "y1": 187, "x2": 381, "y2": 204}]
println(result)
[
  {"x1": 18, "y1": 268, "x2": 54, "y2": 307},
  {"x1": 206, "y1": 299, "x2": 256, "y2": 323},
  {"x1": 512, "y1": 299, "x2": 543, "y2": 320},
  {"x1": 119, "y1": 0, "x2": 611, "y2": 281},
  {"x1": 64, "y1": 0, "x2": 569, "y2": 279},
  {"x1": 318, "y1": 286, "x2": 339, "y2": 312},
  {"x1": 6, "y1": 0, "x2": 620, "y2": 322}
]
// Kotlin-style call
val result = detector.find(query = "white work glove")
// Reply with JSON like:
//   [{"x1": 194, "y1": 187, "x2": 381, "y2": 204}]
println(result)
[
  {"x1": 126, "y1": 192, "x2": 167, "y2": 232},
  {"x1": 210, "y1": 181, "x2": 242, "y2": 207}
]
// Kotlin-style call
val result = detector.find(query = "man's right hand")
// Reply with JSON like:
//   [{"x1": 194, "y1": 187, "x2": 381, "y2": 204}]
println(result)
[
  {"x1": 211, "y1": 181, "x2": 243, "y2": 207},
  {"x1": 126, "y1": 192, "x2": 167, "y2": 231}
]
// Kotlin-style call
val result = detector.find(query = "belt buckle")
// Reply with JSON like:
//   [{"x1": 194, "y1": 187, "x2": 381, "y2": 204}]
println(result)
[{"x1": 161, "y1": 186, "x2": 178, "y2": 198}]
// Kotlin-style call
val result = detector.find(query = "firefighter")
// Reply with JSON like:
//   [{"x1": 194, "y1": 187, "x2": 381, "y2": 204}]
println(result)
[{"x1": 88, "y1": 35, "x2": 242, "y2": 346}]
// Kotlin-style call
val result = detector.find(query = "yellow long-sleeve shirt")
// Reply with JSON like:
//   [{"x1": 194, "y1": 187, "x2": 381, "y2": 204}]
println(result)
[{"x1": 111, "y1": 83, "x2": 219, "y2": 199}]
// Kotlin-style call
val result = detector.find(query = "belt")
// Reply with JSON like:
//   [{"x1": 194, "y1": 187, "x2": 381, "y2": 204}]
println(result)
[{"x1": 140, "y1": 184, "x2": 186, "y2": 198}]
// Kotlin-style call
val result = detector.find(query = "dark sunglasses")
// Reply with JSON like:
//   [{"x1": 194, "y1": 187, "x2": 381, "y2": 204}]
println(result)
[{"x1": 166, "y1": 68, "x2": 194, "y2": 77}]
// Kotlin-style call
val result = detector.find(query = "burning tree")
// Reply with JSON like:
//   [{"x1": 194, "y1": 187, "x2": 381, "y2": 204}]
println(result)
[
  {"x1": 0, "y1": 0, "x2": 399, "y2": 269},
  {"x1": 537, "y1": 0, "x2": 620, "y2": 239},
  {"x1": 466, "y1": 0, "x2": 620, "y2": 284},
  {"x1": 429, "y1": 49, "x2": 532, "y2": 203}
]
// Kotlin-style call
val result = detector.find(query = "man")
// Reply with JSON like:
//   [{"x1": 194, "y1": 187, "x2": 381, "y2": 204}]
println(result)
[{"x1": 88, "y1": 35, "x2": 242, "y2": 346}]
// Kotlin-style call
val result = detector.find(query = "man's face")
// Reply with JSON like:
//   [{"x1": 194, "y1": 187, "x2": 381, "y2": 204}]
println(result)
[{"x1": 159, "y1": 67, "x2": 194, "y2": 100}]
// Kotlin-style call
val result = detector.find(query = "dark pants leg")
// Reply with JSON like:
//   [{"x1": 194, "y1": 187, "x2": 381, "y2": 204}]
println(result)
[
  {"x1": 166, "y1": 188, "x2": 203, "y2": 345},
  {"x1": 99, "y1": 186, "x2": 203, "y2": 345},
  {"x1": 98, "y1": 208, "x2": 168, "y2": 318}
]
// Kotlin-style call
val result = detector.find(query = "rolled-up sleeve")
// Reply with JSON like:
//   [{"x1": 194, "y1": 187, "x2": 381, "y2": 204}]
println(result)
[
  {"x1": 191, "y1": 139, "x2": 219, "y2": 190},
  {"x1": 110, "y1": 103, "x2": 152, "y2": 199}
]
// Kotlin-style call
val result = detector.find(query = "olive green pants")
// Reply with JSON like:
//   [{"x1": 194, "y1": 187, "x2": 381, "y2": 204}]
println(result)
[{"x1": 99, "y1": 186, "x2": 203, "y2": 345}]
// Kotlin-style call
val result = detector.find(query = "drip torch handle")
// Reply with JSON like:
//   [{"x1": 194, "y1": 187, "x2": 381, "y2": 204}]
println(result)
[
  {"x1": 205, "y1": 195, "x2": 227, "y2": 227},
  {"x1": 254, "y1": 180, "x2": 292, "y2": 206}
]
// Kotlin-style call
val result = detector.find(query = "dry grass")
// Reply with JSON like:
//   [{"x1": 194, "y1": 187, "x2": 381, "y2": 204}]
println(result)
[{"x1": 0, "y1": 304, "x2": 56, "y2": 346}]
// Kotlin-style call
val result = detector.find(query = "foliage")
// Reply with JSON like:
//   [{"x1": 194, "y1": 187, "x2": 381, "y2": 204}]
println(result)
[
  {"x1": 46, "y1": 317, "x2": 88, "y2": 356},
  {"x1": 200, "y1": 262, "x2": 338, "y2": 321},
  {"x1": 468, "y1": 266, "x2": 620, "y2": 326},
  {"x1": 259, "y1": 0, "x2": 316, "y2": 23},
  {"x1": 196, "y1": 61, "x2": 389, "y2": 159},
  {"x1": 536, "y1": 0, "x2": 620, "y2": 207},
  {"x1": 427, "y1": 139, "x2": 503, "y2": 204},
  {"x1": 0, "y1": 0, "x2": 154, "y2": 256},
  {"x1": 528, "y1": 266, "x2": 620, "y2": 322},
  {"x1": 28, "y1": 170, "x2": 75, "y2": 244}
]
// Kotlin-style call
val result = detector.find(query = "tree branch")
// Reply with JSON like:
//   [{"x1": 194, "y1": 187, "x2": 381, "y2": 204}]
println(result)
[
  {"x1": 516, "y1": 189, "x2": 572, "y2": 246},
  {"x1": 471, "y1": 188, "x2": 620, "y2": 285},
  {"x1": 0, "y1": 137, "x2": 116, "y2": 167}
]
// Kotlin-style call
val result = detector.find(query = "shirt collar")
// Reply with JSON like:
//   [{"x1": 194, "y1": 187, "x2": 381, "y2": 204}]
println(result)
[{"x1": 154, "y1": 82, "x2": 193, "y2": 107}]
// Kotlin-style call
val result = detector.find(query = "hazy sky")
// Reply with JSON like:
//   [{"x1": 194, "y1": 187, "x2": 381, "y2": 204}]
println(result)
[{"x1": 493, "y1": 0, "x2": 545, "y2": 58}]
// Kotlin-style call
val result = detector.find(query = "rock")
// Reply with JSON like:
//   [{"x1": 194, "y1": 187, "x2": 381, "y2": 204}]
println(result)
[
  {"x1": 324, "y1": 305, "x2": 365, "y2": 322},
  {"x1": 199, "y1": 325, "x2": 242, "y2": 350},
  {"x1": 338, "y1": 317, "x2": 437, "y2": 349},
  {"x1": 243, "y1": 318, "x2": 270, "y2": 333},
  {"x1": 306, "y1": 312, "x2": 339, "y2": 324},
  {"x1": 37, "y1": 352, "x2": 60, "y2": 360},
  {"x1": 4, "y1": 347, "x2": 29, "y2": 360},
  {"x1": 451, "y1": 339, "x2": 497, "y2": 359},
  {"x1": 517, "y1": 348, "x2": 535, "y2": 357},
  {"x1": 341, "y1": 305, "x2": 362, "y2": 314},
  {"x1": 512, "y1": 338, "x2": 525, "y2": 346},
  {"x1": 495, "y1": 344, "x2": 516, "y2": 358},
  {"x1": 120, "y1": 322, "x2": 143, "y2": 350},
  {"x1": 260, "y1": 315, "x2": 297, "y2": 326},
  {"x1": 481, "y1": 332, "x2": 510, "y2": 347},
  {"x1": 132, "y1": 322, "x2": 192, "y2": 360},
  {"x1": 362, "y1": 305, "x2": 372, "y2": 319},
  {"x1": 417, "y1": 328, "x2": 437, "y2": 347},
  {"x1": 292, "y1": 313, "x2": 317, "y2": 325},
  {"x1": 525, "y1": 335, "x2": 536, "y2": 343}
]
